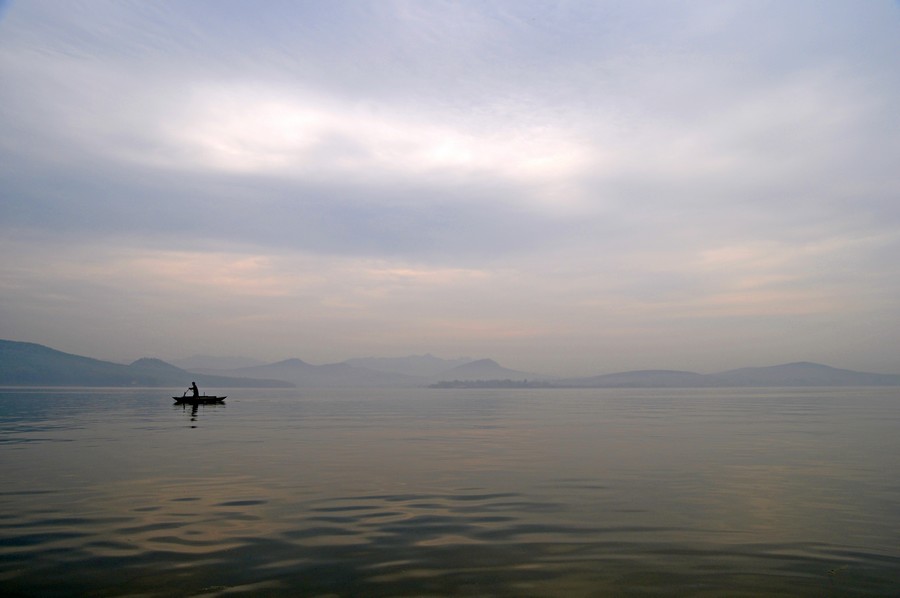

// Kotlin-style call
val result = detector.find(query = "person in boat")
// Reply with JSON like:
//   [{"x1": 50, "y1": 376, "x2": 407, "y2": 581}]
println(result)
[{"x1": 188, "y1": 382, "x2": 199, "y2": 398}]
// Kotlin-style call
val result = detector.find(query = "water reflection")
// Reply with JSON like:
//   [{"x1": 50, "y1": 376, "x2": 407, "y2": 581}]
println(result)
[
  {"x1": 4, "y1": 478, "x2": 896, "y2": 597},
  {"x1": 176, "y1": 402, "x2": 225, "y2": 428},
  {"x1": 1, "y1": 387, "x2": 899, "y2": 596}
]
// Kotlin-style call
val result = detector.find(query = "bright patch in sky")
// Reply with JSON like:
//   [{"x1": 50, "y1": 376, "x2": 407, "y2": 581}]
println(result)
[{"x1": 163, "y1": 85, "x2": 593, "y2": 215}]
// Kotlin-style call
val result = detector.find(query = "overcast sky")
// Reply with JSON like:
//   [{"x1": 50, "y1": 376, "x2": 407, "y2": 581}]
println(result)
[{"x1": 1, "y1": 1, "x2": 898, "y2": 376}]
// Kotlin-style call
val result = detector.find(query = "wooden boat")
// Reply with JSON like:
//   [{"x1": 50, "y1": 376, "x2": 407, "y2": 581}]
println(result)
[{"x1": 173, "y1": 395, "x2": 226, "y2": 404}]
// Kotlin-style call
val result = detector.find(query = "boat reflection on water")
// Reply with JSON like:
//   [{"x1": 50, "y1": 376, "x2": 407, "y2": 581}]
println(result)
[{"x1": 176, "y1": 400, "x2": 225, "y2": 428}]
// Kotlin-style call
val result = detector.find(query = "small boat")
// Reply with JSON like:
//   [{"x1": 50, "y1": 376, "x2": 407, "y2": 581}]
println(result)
[{"x1": 173, "y1": 395, "x2": 226, "y2": 404}]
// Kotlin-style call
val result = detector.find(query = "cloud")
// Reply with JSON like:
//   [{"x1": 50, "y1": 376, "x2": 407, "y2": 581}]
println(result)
[
  {"x1": 1, "y1": 1, "x2": 899, "y2": 373},
  {"x1": 158, "y1": 84, "x2": 592, "y2": 202}
]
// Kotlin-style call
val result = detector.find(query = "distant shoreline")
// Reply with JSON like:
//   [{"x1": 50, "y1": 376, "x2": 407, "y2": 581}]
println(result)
[{"x1": 4, "y1": 339, "x2": 900, "y2": 389}]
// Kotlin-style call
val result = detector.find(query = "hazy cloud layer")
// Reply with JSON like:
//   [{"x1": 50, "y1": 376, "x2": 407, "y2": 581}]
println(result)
[{"x1": 1, "y1": 1, "x2": 898, "y2": 375}]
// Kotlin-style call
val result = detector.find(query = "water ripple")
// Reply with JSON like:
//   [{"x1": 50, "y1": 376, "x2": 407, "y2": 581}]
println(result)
[{"x1": 3, "y1": 387, "x2": 900, "y2": 596}]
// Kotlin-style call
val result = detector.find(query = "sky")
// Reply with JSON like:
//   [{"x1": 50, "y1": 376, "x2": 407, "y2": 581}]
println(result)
[{"x1": 1, "y1": 0, "x2": 898, "y2": 376}]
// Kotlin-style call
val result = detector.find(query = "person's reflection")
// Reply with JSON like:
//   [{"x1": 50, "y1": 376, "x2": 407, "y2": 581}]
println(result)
[
  {"x1": 176, "y1": 402, "x2": 201, "y2": 428},
  {"x1": 179, "y1": 402, "x2": 223, "y2": 428}
]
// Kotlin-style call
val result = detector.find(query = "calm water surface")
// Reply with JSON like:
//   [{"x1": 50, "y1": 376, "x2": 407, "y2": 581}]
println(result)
[{"x1": 1, "y1": 387, "x2": 899, "y2": 596}]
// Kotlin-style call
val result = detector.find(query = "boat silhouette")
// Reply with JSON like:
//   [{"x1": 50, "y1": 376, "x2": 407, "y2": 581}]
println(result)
[{"x1": 173, "y1": 393, "x2": 226, "y2": 405}]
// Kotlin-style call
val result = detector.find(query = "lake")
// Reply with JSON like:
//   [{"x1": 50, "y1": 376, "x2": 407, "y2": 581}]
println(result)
[{"x1": 1, "y1": 386, "x2": 899, "y2": 596}]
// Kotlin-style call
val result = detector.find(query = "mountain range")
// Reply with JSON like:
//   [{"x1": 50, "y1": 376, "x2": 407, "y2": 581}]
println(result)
[
  {"x1": 187, "y1": 357, "x2": 536, "y2": 388},
  {"x1": 557, "y1": 362, "x2": 900, "y2": 388},
  {"x1": 0, "y1": 340, "x2": 290, "y2": 388},
  {"x1": 344, "y1": 354, "x2": 474, "y2": 377},
  {"x1": 3, "y1": 339, "x2": 900, "y2": 389}
]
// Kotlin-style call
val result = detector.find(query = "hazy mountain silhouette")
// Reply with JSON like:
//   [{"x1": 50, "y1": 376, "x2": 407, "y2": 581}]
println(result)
[
  {"x1": 344, "y1": 354, "x2": 474, "y2": 377},
  {"x1": 428, "y1": 358, "x2": 539, "y2": 383},
  {"x1": 192, "y1": 358, "x2": 419, "y2": 388},
  {"x1": 169, "y1": 354, "x2": 266, "y2": 371},
  {"x1": 561, "y1": 369, "x2": 711, "y2": 388},
  {"x1": 553, "y1": 362, "x2": 900, "y2": 388},
  {"x1": 190, "y1": 356, "x2": 538, "y2": 388},
  {"x1": 0, "y1": 340, "x2": 292, "y2": 387},
  {"x1": 5, "y1": 339, "x2": 900, "y2": 389},
  {"x1": 708, "y1": 362, "x2": 900, "y2": 387}
]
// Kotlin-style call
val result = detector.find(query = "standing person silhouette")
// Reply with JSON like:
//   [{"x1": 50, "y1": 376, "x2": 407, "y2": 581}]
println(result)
[{"x1": 189, "y1": 382, "x2": 199, "y2": 398}]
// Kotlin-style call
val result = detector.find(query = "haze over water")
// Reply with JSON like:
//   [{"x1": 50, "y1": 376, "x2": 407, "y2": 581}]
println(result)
[{"x1": 2, "y1": 386, "x2": 899, "y2": 596}]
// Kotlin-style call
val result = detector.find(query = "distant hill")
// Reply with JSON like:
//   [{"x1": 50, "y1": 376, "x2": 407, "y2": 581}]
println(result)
[
  {"x1": 428, "y1": 359, "x2": 540, "y2": 384},
  {"x1": 561, "y1": 369, "x2": 711, "y2": 388},
  {"x1": 708, "y1": 362, "x2": 900, "y2": 387},
  {"x1": 169, "y1": 354, "x2": 266, "y2": 371},
  {"x1": 344, "y1": 354, "x2": 474, "y2": 377},
  {"x1": 191, "y1": 357, "x2": 540, "y2": 388},
  {"x1": 0, "y1": 340, "x2": 293, "y2": 388},
  {"x1": 555, "y1": 362, "x2": 900, "y2": 388},
  {"x1": 192, "y1": 358, "x2": 418, "y2": 388}
]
